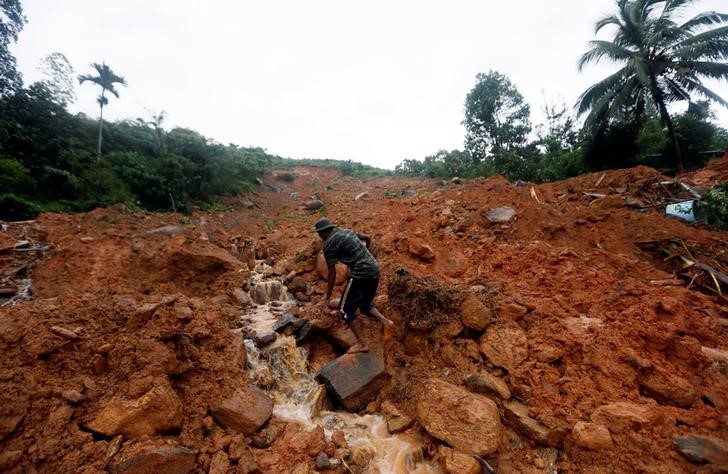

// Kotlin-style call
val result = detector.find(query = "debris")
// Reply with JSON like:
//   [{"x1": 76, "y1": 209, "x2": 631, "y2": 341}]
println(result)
[
  {"x1": 665, "y1": 200, "x2": 697, "y2": 222},
  {"x1": 146, "y1": 225, "x2": 186, "y2": 236},
  {"x1": 674, "y1": 435, "x2": 728, "y2": 467},
  {"x1": 354, "y1": 192, "x2": 370, "y2": 201},
  {"x1": 529, "y1": 187, "x2": 541, "y2": 203},
  {"x1": 408, "y1": 239, "x2": 435, "y2": 262},
  {"x1": 503, "y1": 401, "x2": 565, "y2": 448},
  {"x1": 111, "y1": 443, "x2": 196, "y2": 474}
]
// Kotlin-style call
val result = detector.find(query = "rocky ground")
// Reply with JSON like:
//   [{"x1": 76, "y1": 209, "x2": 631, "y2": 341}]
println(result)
[{"x1": 1, "y1": 157, "x2": 728, "y2": 473}]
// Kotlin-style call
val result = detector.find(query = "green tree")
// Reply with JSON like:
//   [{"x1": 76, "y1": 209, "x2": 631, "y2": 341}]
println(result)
[
  {"x1": 463, "y1": 71, "x2": 531, "y2": 162},
  {"x1": 38, "y1": 52, "x2": 76, "y2": 106},
  {"x1": 577, "y1": 0, "x2": 728, "y2": 171},
  {"x1": 0, "y1": 0, "x2": 26, "y2": 95},
  {"x1": 78, "y1": 62, "x2": 127, "y2": 157}
]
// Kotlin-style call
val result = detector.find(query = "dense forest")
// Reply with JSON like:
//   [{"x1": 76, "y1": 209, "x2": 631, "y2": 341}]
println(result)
[{"x1": 1, "y1": 0, "x2": 727, "y2": 220}]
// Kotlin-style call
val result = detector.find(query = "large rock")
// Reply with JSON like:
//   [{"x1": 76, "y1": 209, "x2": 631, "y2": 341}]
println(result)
[
  {"x1": 482, "y1": 207, "x2": 516, "y2": 224},
  {"x1": 465, "y1": 372, "x2": 511, "y2": 400},
  {"x1": 436, "y1": 446, "x2": 481, "y2": 474},
  {"x1": 590, "y1": 401, "x2": 661, "y2": 433},
  {"x1": 381, "y1": 401, "x2": 414, "y2": 434},
  {"x1": 302, "y1": 199, "x2": 325, "y2": 210},
  {"x1": 211, "y1": 386, "x2": 273, "y2": 434},
  {"x1": 674, "y1": 435, "x2": 728, "y2": 467},
  {"x1": 503, "y1": 401, "x2": 565, "y2": 448},
  {"x1": 639, "y1": 370, "x2": 695, "y2": 408},
  {"x1": 571, "y1": 421, "x2": 613, "y2": 450},
  {"x1": 478, "y1": 322, "x2": 528, "y2": 371},
  {"x1": 316, "y1": 252, "x2": 350, "y2": 285},
  {"x1": 86, "y1": 385, "x2": 183, "y2": 438},
  {"x1": 111, "y1": 443, "x2": 196, "y2": 474},
  {"x1": 416, "y1": 379, "x2": 502, "y2": 456},
  {"x1": 316, "y1": 352, "x2": 390, "y2": 411},
  {"x1": 459, "y1": 295, "x2": 492, "y2": 331},
  {"x1": 408, "y1": 239, "x2": 435, "y2": 262}
]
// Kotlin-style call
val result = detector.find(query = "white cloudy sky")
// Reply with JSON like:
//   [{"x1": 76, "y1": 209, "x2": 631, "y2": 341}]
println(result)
[{"x1": 11, "y1": 0, "x2": 728, "y2": 169}]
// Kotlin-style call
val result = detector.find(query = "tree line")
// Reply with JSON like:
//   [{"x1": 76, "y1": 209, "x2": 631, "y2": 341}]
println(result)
[{"x1": 396, "y1": 0, "x2": 728, "y2": 181}]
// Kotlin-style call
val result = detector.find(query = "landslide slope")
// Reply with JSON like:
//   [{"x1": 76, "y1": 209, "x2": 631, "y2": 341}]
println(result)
[{"x1": 0, "y1": 161, "x2": 727, "y2": 473}]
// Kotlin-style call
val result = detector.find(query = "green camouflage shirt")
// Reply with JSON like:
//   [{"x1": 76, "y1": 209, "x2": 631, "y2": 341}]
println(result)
[{"x1": 323, "y1": 228, "x2": 380, "y2": 279}]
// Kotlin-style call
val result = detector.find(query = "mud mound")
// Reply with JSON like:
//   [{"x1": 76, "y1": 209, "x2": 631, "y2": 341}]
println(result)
[{"x1": 684, "y1": 150, "x2": 728, "y2": 186}]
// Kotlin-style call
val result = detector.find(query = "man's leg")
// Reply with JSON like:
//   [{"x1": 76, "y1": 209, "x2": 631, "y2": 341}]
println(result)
[{"x1": 348, "y1": 318, "x2": 369, "y2": 352}]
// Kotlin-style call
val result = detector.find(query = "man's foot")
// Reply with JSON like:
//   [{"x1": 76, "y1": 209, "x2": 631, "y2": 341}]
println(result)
[
  {"x1": 347, "y1": 343, "x2": 370, "y2": 354},
  {"x1": 382, "y1": 320, "x2": 395, "y2": 343}
]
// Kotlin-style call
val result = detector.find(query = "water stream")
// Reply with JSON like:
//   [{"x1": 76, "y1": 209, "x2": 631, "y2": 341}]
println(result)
[{"x1": 241, "y1": 262, "x2": 440, "y2": 474}]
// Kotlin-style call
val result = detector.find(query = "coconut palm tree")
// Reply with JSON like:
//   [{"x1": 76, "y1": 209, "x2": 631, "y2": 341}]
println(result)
[
  {"x1": 78, "y1": 62, "x2": 127, "y2": 157},
  {"x1": 577, "y1": 0, "x2": 728, "y2": 171}
]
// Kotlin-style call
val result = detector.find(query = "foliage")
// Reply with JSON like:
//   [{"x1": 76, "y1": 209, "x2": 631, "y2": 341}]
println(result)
[
  {"x1": 463, "y1": 71, "x2": 531, "y2": 162},
  {"x1": 38, "y1": 52, "x2": 76, "y2": 106},
  {"x1": 576, "y1": 0, "x2": 728, "y2": 171},
  {"x1": 269, "y1": 156, "x2": 390, "y2": 177},
  {"x1": 697, "y1": 183, "x2": 728, "y2": 230},
  {"x1": 0, "y1": 0, "x2": 25, "y2": 95},
  {"x1": 79, "y1": 62, "x2": 127, "y2": 156},
  {"x1": 0, "y1": 83, "x2": 281, "y2": 219}
]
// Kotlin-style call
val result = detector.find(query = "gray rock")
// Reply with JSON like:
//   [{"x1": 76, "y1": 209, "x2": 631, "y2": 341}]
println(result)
[
  {"x1": 315, "y1": 453, "x2": 331, "y2": 470},
  {"x1": 273, "y1": 313, "x2": 305, "y2": 334},
  {"x1": 302, "y1": 199, "x2": 325, "y2": 210},
  {"x1": 674, "y1": 435, "x2": 728, "y2": 466},
  {"x1": 146, "y1": 225, "x2": 186, "y2": 236},
  {"x1": 482, "y1": 207, "x2": 516, "y2": 224},
  {"x1": 111, "y1": 444, "x2": 197, "y2": 474},
  {"x1": 316, "y1": 351, "x2": 390, "y2": 411},
  {"x1": 254, "y1": 331, "x2": 277, "y2": 348}
]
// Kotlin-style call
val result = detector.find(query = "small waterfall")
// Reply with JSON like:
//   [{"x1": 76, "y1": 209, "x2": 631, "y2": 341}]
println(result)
[{"x1": 241, "y1": 263, "x2": 440, "y2": 474}]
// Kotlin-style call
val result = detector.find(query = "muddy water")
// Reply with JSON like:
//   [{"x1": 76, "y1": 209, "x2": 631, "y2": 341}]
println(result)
[{"x1": 242, "y1": 263, "x2": 441, "y2": 474}]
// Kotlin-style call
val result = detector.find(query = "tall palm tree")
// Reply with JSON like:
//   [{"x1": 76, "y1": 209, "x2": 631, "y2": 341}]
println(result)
[
  {"x1": 78, "y1": 62, "x2": 127, "y2": 157},
  {"x1": 577, "y1": 0, "x2": 728, "y2": 171}
]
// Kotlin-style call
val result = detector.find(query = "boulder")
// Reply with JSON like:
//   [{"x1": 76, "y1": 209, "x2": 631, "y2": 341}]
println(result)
[
  {"x1": 465, "y1": 372, "x2": 511, "y2": 400},
  {"x1": 316, "y1": 252, "x2": 350, "y2": 285},
  {"x1": 381, "y1": 401, "x2": 414, "y2": 434},
  {"x1": 211, "y1": 386, "x2": 273, "y2": 434},
  {"x1": 639, "y1": 370, "x2": 695, "y2": 408},
  {"x1": 232, "y1": 288, "x2": 252, "y2": 306},
  {"x1": 590, "y1": 401, "x2": 661, "y2": 433},
  {"x1": 287, "y1": 276, "x2": 307, "y2": 294},
  {"x1": 478, "y1": 322, "x2": 528, "y2": 371},
  {"x1": 431, "y1": 318, "x2": 464, "y2": 342},
  {"x1": 111, "y1": 444, "x2": 196, "y2": 474},
  {"x1": 254, "y1": 331, "x2": 277, "y2": 348},
  {"x1": 674, "y1": 435, "x2": 728, "y2": 467},
  {"x1": 408, "y1": 239, "x2": 435, "y2": 262},
  {"x1": 571, "y1": 421, "x2": 613, "y2": 450},
  {"x1": 482, "y1": 207, "x2": 516, "y2": 224},
  {"x1": 459, "y1": 295, "x2": 492, "y2": 331},
  {"x1": 86, "y1": 385, "x2": 183, "y2": 438},
  {"x1": 316, "y1": 351, "x2": 390, "y2": 411},
  {"x1": 354, "y1": 192, "x2": 370, "y2": 202},
  {"x1": 503, "y1": 401, "x2": 565, "y2": 448},
  {"x1": 302, "y1": 199, "x2": 325, "y2": 211},
  {"x1": 416, "y1": 379, "x2": 501, "y2": 456},
  {"x1": 273, "y1": 313, "x2": 305, "y2": 334},
  {"x1": 436, "y1": 446, "x2": 480, "y2": 474}
]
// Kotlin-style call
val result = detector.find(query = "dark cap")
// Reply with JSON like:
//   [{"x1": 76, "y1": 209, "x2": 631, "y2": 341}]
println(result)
[{"x1": 313, "y1": 218, "x2": 335, "y2": 233}]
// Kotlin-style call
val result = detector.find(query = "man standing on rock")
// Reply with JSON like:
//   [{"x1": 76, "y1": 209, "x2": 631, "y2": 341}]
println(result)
[{"x1": 314, "y1": 218, "x2": 394, "y2": 353}]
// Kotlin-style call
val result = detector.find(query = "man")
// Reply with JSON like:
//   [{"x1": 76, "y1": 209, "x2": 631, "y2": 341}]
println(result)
[{"x1": 314, "y1": 217, "x2": 394, "y2": 353}]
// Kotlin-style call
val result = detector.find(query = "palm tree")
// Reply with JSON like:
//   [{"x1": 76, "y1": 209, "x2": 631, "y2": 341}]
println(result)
[
  {"x1": 577, "y1": 0, "x2": 728, "y2": 171},
  {"x1": 78, "y1": 62, "x2": 127, "y2": 157}
]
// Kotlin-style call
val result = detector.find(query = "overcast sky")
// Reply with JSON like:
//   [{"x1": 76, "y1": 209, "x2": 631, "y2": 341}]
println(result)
[{"x1": 12, "y1": 0, "x2": 728, "y2": 169}]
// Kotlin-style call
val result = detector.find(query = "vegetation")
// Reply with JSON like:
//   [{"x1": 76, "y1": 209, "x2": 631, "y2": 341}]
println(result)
[
  {"x1": 78, "y1": 62, "x2": 128, "y2": 157},
  {"x1": 577, "y1": 0, "x2": 728, "y2": 171},
  {"x1": 698, "y1": 183, "x2": 728, "y2": 230},
  {"x1": 397, "y1": 0, "x2": 727, "y2": 182}
]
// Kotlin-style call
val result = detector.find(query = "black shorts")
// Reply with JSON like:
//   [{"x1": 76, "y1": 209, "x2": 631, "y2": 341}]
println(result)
[{"x1": 338, "y1": 277, "x2": 379, "y2": 323}]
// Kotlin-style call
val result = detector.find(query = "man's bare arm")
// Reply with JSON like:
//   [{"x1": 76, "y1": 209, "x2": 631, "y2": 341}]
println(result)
[
  {"x1": 356, "y1": 232, "x2": 371, "y2": 248},
  {"x1": 325, "y1": 264, "x2": 337, "y2": 302}
]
